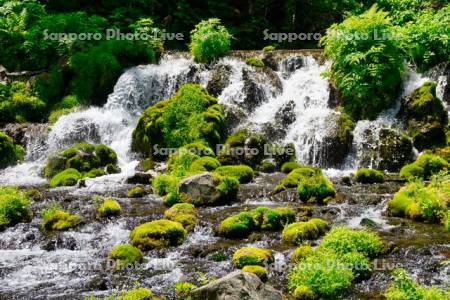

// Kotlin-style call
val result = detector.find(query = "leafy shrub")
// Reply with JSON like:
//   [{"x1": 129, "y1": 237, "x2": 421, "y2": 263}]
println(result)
[
  {"x1": 98, "y1": 199, "x2": 122, "y2": 217},
  {"x1": 385, "y1": 268, "x2": 450, "y2": 300},
  {"x1": 388, "y1": 179, "x2": 448, "y2": 224},
  {"x1": 282, "y1": 219, "x2": 330, "y2": 245},
  {"x1": 0, "y1": 132, "x2": 25, "y2": 169},
  {"x1": 232, "y1": 247, "x2": 274, "y2": 268},
  {"x1": 321, "y1": 5, "x2": 404, "y2": 120},
  {"x1": 288, "y1": 250, "x2": 354, "y2": 298},
  {"x1": 41, "y1": 205, "x2": 79, "y2": 231},
  {"x1": 355, "y1": 168, "x2": 385, "y2": 183},
  {"x1": 189, "y1": 18, "x2": 232, "y2": 63},
  {"x1": 130, "y1": 219, "x2": 187, "y2": 250},
  {"x1": 318, "y1": 226, "x2": 384, "y2": 258},
  {"x1": 152, "y1": 174, "x2": 179, "y2": 196},
  {"x1": 0, "y1": 187, "x2": 30, "y2": 230}
]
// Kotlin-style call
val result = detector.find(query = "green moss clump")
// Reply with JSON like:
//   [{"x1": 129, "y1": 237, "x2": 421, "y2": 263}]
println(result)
[
  {"x1": 232, "y1": 247, "x2": 274, "y2": 268},
  {"x1": 132, "y1": 84, "x2": 224, "y2": 158},
  {"x1": 341, "y1": 251, "x2": 371, "y2": 279},
  {"x1": 152, "y1": 174, "x2": 179, "y2": 196},
  {"x1": 214, "y1": 165, "x2": 254, "y2": 183},
  {"x1": 337, "y1": 111, "x2": 355, "y2": 144},
  {"x1": 242, "y1": 265, "x2": 268, "y2": 281},
  {"x1": 246, "y1": 58, "x2": 265, "y2": 68},
  {"x1": 215, "y1": 175, "x2": 240, "y2": 201},
  {"x1": 256, "y1": 160, "x2": 276, "y2": 173},
  {"x1": 219, "y1": 206, "x2": 295, "y2": 238},
  {"x1": 163, "y1": 192, "x2": 180, "y2": 207},
  {"x1": 282, "y1": 219, "x2": 329, "y2": 245},
  {"x1": 293, "y1": 285, "x2": 315, "y2": 300},
  {"x1": 385, "y1": 269, "x2": 450, "y2": 300},
  {"x1": 281, "y1": 161, "x2": 301, "y2": 174},
  {"x1": 355, "y1": 168, "x2": 385, "y2": 184},
  {"x1": 189, "y1": 18, "x2": 232, "y2": 63},
  {"x1": 163, "y1": 203, "x2": 197, "y2": 231},
  {"x1": 262, "y1": 45, "x2": 276, "y2": 52},
  {"x1": 297, "y1": 175, "x2": 336, "y2": 203},
  {"x1": 48, "y1": 107, "x2": 78, "y2": 125},
  {"x1": 175, "y1": 282, "x2": 198, "y2": 298},
  {"x1": 108, "y1": 244, "x2": 143, "y2": 269},
  {"x1": 44, "y1": 142, "x2": 119, "y2": 184},
  {"x1": 41, "y1": 205, "x2": 79, "y2": 231},
  {"x1": 388, "y1": 180, "x2": 448, "y2": 224},
  {"x1": 274, "y1": 167, "x2": 322, "y2": 192},
  {"x1": 50, "y1": 168, "x2": 82, "y2": 187},
  {"x1": 189, "y1": 156, "x2": 221, "y2": 172},
  {"x1": 288, "y1": 250, "x2": 354, "y2": 298},
  {"x1": 291, "y1": 245, "x2": 313, "y2": 264},
  {"x1": 98, "y1": 199, "x2": 122, "y2": 217},
  {"x1": 0, "y1": 132, "x2": 25, "y2": 169},
  {"x1": 127, "y1": 186, "x2": 144, "y2": 198},
  {"x1": 318, "y1": 226, "x2": 384, "y2": 259},
  {"x1": 219, "y1": 212, "x2": 255, "y2": 238},
  {"x1": 400, "y1": 154, "x2": 449, "y2": 180},
  {"x1": 0, "y1": 187, "x2": 30, "y2": 230},
  {"x1": 118, "y1": 287, "x2": 154, "y2": 300},
  {"x1": 130, "y1": 220, "x2": 187, "y2": 250}
]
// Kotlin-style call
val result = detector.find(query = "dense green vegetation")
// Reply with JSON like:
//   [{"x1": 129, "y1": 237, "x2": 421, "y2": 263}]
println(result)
[
  {"x1": 0, "y1": 186, "x2": 30, "y2": 230},
  {"x1": 0, "y1": 131, "x2": 24, "y2": 169}
]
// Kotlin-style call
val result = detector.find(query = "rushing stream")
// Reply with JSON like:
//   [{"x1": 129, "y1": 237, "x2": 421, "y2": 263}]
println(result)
[{"x1": 0, "y1": 52, "x2": 449, "y2": 299}]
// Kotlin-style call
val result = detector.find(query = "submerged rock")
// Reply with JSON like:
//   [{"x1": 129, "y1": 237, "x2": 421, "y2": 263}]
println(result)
[{"x1": 190, "y1": 270, "x2": 283, "y2": 300}]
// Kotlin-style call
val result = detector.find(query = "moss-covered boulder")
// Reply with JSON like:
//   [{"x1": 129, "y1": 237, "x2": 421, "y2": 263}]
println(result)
[
  {"x1": 98, "y1": 199, "x2": 122, "y2": 217},
  {"x1": 41, "y1": 206, "x2": 79, "y2": 231},
  {"x1": 388, "y1": 179, "x2": 448, "y2": 225},
  {"x1": 44, "y1": 142, "x2": 120, "y2": 186},
  {"x1": 131, "y1": 84, "x2": 225, "y2": 159},
  {"x1": 355, "y1": 168, "x2": 384, "y2": 184},
  {"x1": 178, "y1": 172, "x2": 239, "y2": 206},
  {"x1": 163, "y1": 203, "x2": 197, "y2": 231},
  {"x1": 242, "y1": 265, "x2": 268, "y2": 282},
  {"x1": 0, "y1": 187, "x2": 30, "y2": 230},
  {"x1": 127, "y1": 186, "x2": 144, "y2": 198},
  {"x1": 282, "y1": 219, "x2": 329, "y2": 245},
  {"x1": 108, "y1": 244, "x2": 143, "y2": 269},
  {"x1": 50, "y1": 168, "x2": 83, "y2": 187},
  {"x1": 0, "y1": 132, "x2": 25, "y2": 169},
  {"x1": 399, "y1": 81, "x2": 448, "y2": 151},
  {"x1": 219, "y1": 206, "x2": 295, "y2": 238},
  {"x1": 256, "y1": 160, "x2": 276, "y2": 173},
  {"x1": 275, "y1": 167, "x2": 336, "y2": 203},
  {"x1": 130, "y1": 219, "x2": 187, "y2": 250},
  {"x1": 281, "y1": 162, "x2": 301, "y2": 174},
  {"x1": 400, "y1": 154, "x2": 449, "y2": 180},
  {"x1": 214, "y1": 165, "x2": 254, "y2": 183},
  {"x1": 292, "y1": 285, "x2": 315, "y2": 300},
  {"x1": 291, "y1": 245, "x2": 313, "y2": 264},
  {"x1": 232, "y1": 247, "x2": 274, "y2": 268},
  {"x1": 246, "y1": 58, "x2": 265, "y2": 68}
]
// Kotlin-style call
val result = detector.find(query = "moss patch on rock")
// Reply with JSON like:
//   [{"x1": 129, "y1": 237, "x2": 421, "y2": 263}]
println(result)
[
  {"x1": 41, "y1": 205, "x2": 79, "y2": 231},
  {"x1": 0, "y1": 132, "x2": 25, "y2": 169},
  {"x1": 246, "y1": 58, "x2": 265, "y2": 68},
  {"x1": 219, "y1": 206, "x2": 295, "y2": 238},
  {"x1": 355, "y1": 168, "x2": 385, "y2": 184},
  {"x1": 163, "y1": 203, "x2": 197, "y2": 231},
  {"x1": 130, "y1": 219, "x2": 187, "y2": 250},
  {"x1": 45, "y1": 142, "x2": 119, "y2": 186},
  {"x1": 282, "y1": 219, "x2": 329, "y2": 245},
  {"x1": 214, "y1": 165, "x2": 254, "y2": 183},
  {"x1": 131, "y1": 84, "x2": 225, "y2": 159},
  {"x1": 98, "y1": 199, "x2": 122, "y2": 217},
  {"x1": 128, "y1": 186, "x2": 144, "y2": 198},
  {"x1": 400, "y1": 154, "x2": 449, "y2": 180},
  {"x1": 108, "y1": 244, "x2": 143, "y2": 269},
  {"x1": 242, "y1": 265, "x2": 268, "y2": 281},
  {"x1": 232, "y1": 246, "x2": 274, "y2": 268}
]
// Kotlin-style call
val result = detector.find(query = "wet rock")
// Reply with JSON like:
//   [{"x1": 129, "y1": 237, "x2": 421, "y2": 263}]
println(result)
[
  {"x1": 1, "y1": 123, "x2": 48, "y2": 147},
  {"x1": 274, "y1": 100, "x2": 296, "y2": 127},
  {"x1": 262, "y1": 51, "x2": 278, "y2": 71},
  {"x1": 178, "y1": 173, "x2": 231, "y2": 206},
  {"x1": 207, "y1": 64, "x2": 232, "y2": 97},
  {"x1": 280, "y1": 56, "x2": 304, "y2": 78},
  {"x1": 190, "y1": 270, "x2": 283, "y2": 300},
  {"x1": 360, "y1": 218, "x2": 379, "y2": 228},
  {"x1": 223, "y1": 105, "x2": 246, "y2": 134},
  {"x1": 126, "y1": 172, "x2": 153, "y2": 185},
  {"x1": 328, "y1": 83, "x2": 341, "y2": 108},
  {"x1": 241, "y1": 68, "x2": 282, "y2": 113}
]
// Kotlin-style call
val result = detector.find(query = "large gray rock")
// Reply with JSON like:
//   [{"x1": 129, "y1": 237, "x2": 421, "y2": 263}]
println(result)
[
  {"x1": 178, "y1": 173, "x2": 237, "y2": 206},
  {"x1": 190, "y1": 270, "x2": 283, "y2": 300},
  {"x1": 207, "y1": 64, "x2": 233, "y2": 97}
]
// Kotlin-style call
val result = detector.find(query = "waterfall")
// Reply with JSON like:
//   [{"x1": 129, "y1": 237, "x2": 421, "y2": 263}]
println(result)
[{"x1": 1, "y1": 53, "x2": 449, "y2": 185}]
